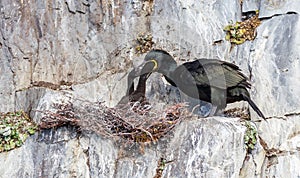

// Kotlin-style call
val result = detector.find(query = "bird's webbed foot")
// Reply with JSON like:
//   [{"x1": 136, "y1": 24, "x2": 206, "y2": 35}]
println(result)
[{"x1": 189, "y1": 102, "x2": 213, "y2": 117}]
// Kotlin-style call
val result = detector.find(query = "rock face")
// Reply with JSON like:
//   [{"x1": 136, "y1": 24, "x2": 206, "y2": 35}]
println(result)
[
  {"x1": 0, "y1": 116, "x2": 246, "y2": 178},
  {"x1": 1, "y1": 0, "x2": 300, "y2": 177}
]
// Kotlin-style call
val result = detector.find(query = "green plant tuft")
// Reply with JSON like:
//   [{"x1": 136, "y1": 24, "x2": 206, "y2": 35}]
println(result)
[
  {"x1": 224, "y1": 11, "x2": 261, "y2": 45},
  {"x1": 243, "y1": 121, "x2": 257, "y2": 153},
  {"x1": 0, "y1": 111, "x2": 38, "y2": 152}
]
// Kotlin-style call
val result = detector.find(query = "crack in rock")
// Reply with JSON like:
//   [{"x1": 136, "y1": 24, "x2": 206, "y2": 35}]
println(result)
[{"x1": 259, "y1": 12, "x2": 298, "y2": 20}]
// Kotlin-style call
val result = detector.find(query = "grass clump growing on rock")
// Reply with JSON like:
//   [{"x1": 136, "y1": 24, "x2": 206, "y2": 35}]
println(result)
[
  {"x1": 0, "y1": 111, "x2": 37, "y2": 152},
  {"x1": 224, "y1": 11, "x2": 261, "y2": 45},
  {"x1": 243, "y1": 121, "x2": 257, "y2": 152}
]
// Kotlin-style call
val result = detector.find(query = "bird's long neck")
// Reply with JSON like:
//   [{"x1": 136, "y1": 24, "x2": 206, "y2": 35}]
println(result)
[
  {"x1": 164, "y1": 73, "x2": 177, "y2": 87},
  {"x1": 160, "y1": 63, "x2": 178, "y2": 87},
  {"x1": 127, "y1": 69, "x2": 136, "y2": 95},
  {"x1": 134, "y1": 73, "x2": 148, "y2": 94}
]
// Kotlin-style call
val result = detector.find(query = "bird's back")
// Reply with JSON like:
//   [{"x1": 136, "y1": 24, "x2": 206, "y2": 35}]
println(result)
[{"x1": 177, "y1": 59, "x2": 250, "y2": 90}]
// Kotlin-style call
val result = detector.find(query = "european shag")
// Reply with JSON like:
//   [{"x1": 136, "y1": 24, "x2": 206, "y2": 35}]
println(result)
[{"x1": 129, "y1": 49, "x2": 266, "y2": 119}]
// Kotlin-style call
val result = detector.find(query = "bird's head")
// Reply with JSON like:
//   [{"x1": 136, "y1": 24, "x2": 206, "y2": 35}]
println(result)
[
  {"x1": 127, "y1": 56, "x2": 158, "y2": 94},
  {"x1": 132, "y1": 50, "x2": 177, "y2": 79},
  {"x1": 127, "y1": 50, "x2": 178, "y2": 94},
  {"x1": 141, "y1": 49, "x2": 177, "y2": 76}
]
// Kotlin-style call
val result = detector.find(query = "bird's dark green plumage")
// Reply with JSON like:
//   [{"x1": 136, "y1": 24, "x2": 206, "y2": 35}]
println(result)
[{"x1": 129, "y1": 49, "x2": 265, "y2": 120}]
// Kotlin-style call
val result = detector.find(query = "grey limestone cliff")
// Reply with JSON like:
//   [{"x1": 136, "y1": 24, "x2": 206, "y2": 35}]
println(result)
[{"x1": 0, "y1": 0, "x2": 300, "y2": 177}]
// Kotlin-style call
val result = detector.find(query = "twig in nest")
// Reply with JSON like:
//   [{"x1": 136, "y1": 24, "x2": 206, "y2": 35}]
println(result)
[{"x1": 136, "y1": 127, "x2": 154, "y2": 141}]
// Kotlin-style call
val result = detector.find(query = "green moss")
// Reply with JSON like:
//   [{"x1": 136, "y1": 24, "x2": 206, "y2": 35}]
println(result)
[
  {"x1": 243, "y1": 121, "x2": 257, "y2": 152},
  {"x1": 0, "y1": 111, "x2": 37, "y2": 152}
]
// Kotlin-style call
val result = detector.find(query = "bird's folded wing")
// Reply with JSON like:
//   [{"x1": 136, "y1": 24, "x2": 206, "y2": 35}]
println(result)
[{"x1": 177, "y1": 59, "x2": 250, "y2": 90}]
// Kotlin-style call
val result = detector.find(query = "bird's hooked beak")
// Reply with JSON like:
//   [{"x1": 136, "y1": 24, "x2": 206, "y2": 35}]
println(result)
[
  {"x1": 126, "y1": 59, "x2": 158, "y2": 95},
  {"x1": 134, "y1": 59, "x2": 158, "y2": 78}
]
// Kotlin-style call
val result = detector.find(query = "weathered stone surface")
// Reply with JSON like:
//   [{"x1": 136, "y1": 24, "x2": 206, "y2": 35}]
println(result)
[
  {"x1": 242, "y1": 0, "x2": 260, "y2": 13},
  {"x1": 259, "y1": 0, "x2": 300, "y2": 18},
  {"x1": 263, "y1": 153, "x2": 300, "y2": 178},
  {"x1": 0, "y1": 129, "x2": 88, "y2": 178},
  {"x1": 239, "y1": 136, "x2": 267, "y2": 178},
  {"x1": 0, "y1": 50, "x2": 15, "y2": 112},
  {"x1": 150, "y1": 0, "x2": 239, "y2": 60},
  {"x1": 0, "y1": 107, "x2": 246, "y2": 178},
  {"x1": 249, "y1": 14, "x2": 300, "y2": 117},
  {"x1": 0, "y1": 0, "x2": 300, "y2": 177},
  {"x1": 162, "y1": 117, "x2": 246, "y2": 178},
  {"x1": 258, "y1": 115, "x2": 300, "y2": 152}
]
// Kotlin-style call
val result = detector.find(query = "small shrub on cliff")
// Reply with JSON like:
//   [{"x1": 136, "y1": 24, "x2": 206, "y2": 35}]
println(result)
[
  {"x1": 243, "y1": 121, "x2": 257, "y2": 152},
  {"x1": 224, "y1": 11, "x2": 261, "y2": 45},
  {"x1": 0, "y1": 111, "x2": 37, "y2": 152}
]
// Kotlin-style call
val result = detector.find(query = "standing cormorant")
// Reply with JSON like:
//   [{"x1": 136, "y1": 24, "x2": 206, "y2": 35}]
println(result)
[{"x1": 128, "y1": 49, "x2": 265, "y2": 119}]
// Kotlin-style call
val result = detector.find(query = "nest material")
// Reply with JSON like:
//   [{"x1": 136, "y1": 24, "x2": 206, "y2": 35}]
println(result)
[
  {"x1": 38, "y1": 99, "x2": 189, "y2": 143},
  {"x1": 224, "y1": 107, "x2": 251, "y2": 120}
]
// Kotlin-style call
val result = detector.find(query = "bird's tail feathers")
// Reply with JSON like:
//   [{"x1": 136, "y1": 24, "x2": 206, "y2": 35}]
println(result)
[{"x1": 243, "y1": 94, "x2": 266, "y2": 120}]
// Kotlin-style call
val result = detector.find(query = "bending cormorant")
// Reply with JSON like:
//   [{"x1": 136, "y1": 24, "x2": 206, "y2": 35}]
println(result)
[{"x1": 128, "y1": 49, "x2": 265, "y2": 119}]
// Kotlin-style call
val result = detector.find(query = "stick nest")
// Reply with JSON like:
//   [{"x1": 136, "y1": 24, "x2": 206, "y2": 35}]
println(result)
[{"x1": 38, "y1": 99, "x2": 189, "y2": 143}]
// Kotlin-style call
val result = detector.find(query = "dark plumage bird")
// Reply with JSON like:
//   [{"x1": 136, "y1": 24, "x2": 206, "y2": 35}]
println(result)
[
  {"x1": 117, "y1": 61, "x2": 155, "y2": 105},
  {"x1": 129, "y1": 49, "x2": 265, "y2": 119}
]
